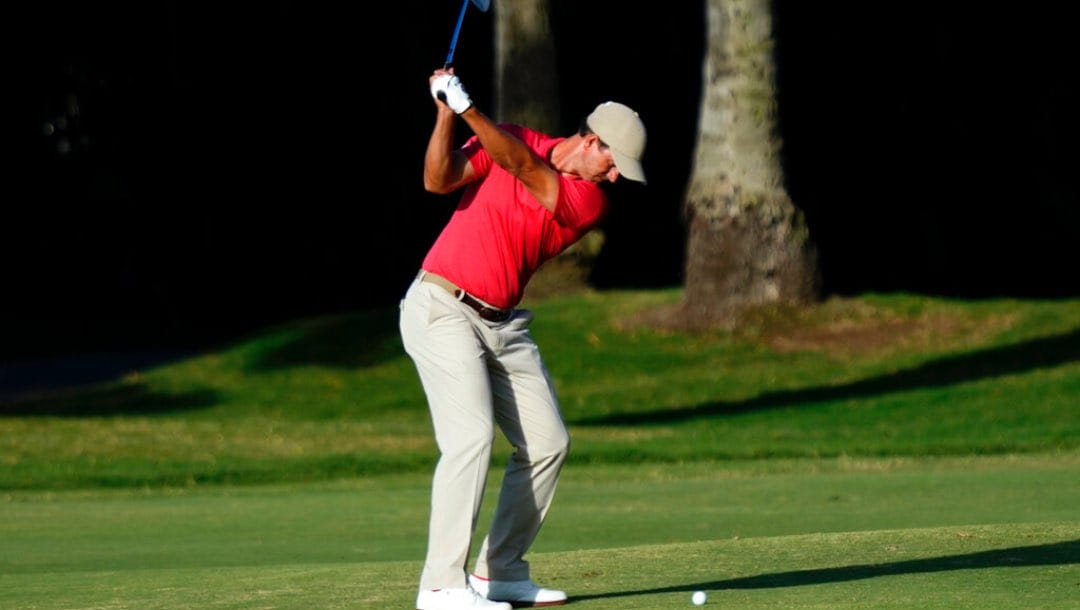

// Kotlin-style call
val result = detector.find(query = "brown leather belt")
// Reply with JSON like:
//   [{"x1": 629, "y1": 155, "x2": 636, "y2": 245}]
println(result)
[{"x1": 419, "y1": 271, "x2": 513, "y2": 323}]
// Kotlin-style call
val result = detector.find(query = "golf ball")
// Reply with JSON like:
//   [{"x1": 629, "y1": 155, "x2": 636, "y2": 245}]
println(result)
[{"x1": 692, "y1": 590, "x2": 707, "y2": 605}]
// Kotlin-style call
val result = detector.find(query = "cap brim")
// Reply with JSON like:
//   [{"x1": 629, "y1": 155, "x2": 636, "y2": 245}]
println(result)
[{"x1": 612, "y1": 149, "x2": 646, "y2": 184}]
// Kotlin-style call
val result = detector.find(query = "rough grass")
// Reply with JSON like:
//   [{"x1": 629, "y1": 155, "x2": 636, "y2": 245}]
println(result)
[{"x1": 1, "y1": 290, "x2": 1077, "y2": 490}]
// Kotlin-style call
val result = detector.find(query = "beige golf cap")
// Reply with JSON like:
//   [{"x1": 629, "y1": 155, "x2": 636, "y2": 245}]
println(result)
[{"x1": 586, "y1": 101, "x2": 647, "y2": 184}]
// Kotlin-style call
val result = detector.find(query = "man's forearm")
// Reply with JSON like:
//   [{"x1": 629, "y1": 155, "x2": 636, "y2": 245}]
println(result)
[{"x1": 424, "y1": 109, "x2": 458, "y2": 193}]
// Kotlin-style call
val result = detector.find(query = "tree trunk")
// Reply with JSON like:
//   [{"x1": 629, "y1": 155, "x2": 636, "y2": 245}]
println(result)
[
  {"x1": 682, "y1": 0, "x2": 819, "y2": 328},
  {"x1": 496, "y1": 0, "x2": 601, "y2": 301},
  {"x1": 493, "y1": 0, "x2": 560, "y2": 131}
]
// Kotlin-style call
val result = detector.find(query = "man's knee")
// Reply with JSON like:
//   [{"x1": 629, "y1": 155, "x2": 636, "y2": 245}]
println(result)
[
  {"x1": 519, "y1": 429, "x2": 570, "y2": 465},
  {"x1": 438, "y1": 423, "x2": 496, "y2": 459}
]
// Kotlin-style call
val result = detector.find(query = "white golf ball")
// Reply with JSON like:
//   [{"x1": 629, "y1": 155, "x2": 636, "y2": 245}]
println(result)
[{"x1": 692, "y1": 590, "x2": 707, "y2": 605}]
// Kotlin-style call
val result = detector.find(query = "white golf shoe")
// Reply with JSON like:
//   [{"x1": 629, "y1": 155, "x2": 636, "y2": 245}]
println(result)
[
  {"x1": 468, "y1": 575, "x2": 568, "y2": 607},
  {"x1": 416, "y1": 586, "x2": 513, "y2": 610}
]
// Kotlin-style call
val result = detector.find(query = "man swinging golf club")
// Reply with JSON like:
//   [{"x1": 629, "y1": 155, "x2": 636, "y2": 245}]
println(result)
[{"x1": 400, "y1": 67, "x2": 646, "y2": 610}]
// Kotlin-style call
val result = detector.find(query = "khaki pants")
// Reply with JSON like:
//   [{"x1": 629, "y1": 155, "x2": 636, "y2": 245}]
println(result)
[{"x1": 400, "y1": 276, "x2": 570, "y2": 592}]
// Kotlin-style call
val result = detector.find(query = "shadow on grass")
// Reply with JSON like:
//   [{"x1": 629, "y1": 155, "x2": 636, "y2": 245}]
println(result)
[
  {"x1": 250, "y1": 307, "x2": 403, "y2": 371},
  {"x1": 574, "y1": 327, "x2": 1080, "y2": 426},
  {"x1": 0, "y1": 350, "x2": 197, "y2": 404},
  {"x1": 0, "y1": 382, "x2": 219, "y2": 417},
  {"x1": 0, "y1": 308, "x2": 402, "y2": 414},
  {"x1": 571, "y1": 538, "x2": 1080, "y2": 601}
]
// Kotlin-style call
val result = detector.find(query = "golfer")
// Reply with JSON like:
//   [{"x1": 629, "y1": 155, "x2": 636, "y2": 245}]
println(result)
[{"x1": 401, "y1": 68, "x2": 646, "y2": 610}]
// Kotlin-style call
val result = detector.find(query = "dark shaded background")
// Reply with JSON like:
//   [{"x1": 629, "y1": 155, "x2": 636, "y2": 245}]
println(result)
[{"x1": 6, "y1": 0, "x2": 1078, "y2": 360}]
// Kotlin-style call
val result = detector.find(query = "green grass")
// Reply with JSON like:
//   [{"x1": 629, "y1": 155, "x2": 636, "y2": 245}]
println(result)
[
  {"x1": 2, "y1": 290, "x2": 1077, "y2": 490},
  {"x1": 4, "y1": 524, "x2": 1077, "y2": 609},
  {"x1": 1, "y1": 290, "x2": 1078, "y2": 608},
  {"x1": 2, "y1": 458, "x2": 1078, "y2": 608}
]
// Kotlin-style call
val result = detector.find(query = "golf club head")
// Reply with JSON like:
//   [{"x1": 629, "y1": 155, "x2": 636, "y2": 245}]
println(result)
[{"x1": 471, "y1": 0, "x2": 491, "y2": 12}]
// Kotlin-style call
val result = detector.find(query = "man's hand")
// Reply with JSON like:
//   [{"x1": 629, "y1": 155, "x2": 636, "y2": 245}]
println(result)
[{"x1": 430, "y1": 73, "x2": 473, "y2": 114}]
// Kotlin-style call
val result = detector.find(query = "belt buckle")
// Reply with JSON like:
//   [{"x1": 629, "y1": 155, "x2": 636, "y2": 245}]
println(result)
[
  {"x1": 462, "y1": 293, "x2": 510, "y2": 322},
  {"x1": 479, "y1": 306, "x2": 510, "y2": 323},
  {"x1": 435, "y1": 278, "x2": 511, "y2": 323}
]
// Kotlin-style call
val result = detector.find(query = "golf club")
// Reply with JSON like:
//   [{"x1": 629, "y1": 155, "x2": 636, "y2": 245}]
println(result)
[{"x1": 444, "y1": 0, "x2": 491, "y2": 68}]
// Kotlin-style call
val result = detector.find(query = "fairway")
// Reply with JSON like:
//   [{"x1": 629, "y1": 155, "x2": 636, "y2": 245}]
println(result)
[
  {"x1": 2, "y1": 291, "x2": 1078, "y2": 608},
  {"x1": 3, "y1": 455, "x2": 1078, "y2": 609}
]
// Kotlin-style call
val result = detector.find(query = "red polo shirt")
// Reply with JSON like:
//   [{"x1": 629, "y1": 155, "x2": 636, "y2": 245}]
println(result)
[{"x1": 421, "y1": 125, "x2": 608, "y2": 309}]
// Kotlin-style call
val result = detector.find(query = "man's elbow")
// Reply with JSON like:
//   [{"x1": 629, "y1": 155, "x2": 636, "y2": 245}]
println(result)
[
  {"x1": 424, "y1": 174, "x2": 452, "y2": 194},
  {"x1": 424, "y1": 182, "x2": 456, "y2": 195}
]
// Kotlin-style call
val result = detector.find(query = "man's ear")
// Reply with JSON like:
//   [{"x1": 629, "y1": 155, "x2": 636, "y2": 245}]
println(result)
[{"x1": 583, "y1": 133, "x2": 601, "y2": 150}]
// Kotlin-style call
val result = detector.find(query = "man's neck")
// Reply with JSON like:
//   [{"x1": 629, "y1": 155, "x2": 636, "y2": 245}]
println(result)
[{"x1": 549, "y1": 135, "x2": 581, "y2": 178}]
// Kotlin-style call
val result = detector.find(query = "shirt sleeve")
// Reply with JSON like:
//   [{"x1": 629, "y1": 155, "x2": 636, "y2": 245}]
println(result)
[
  {"x1": 554, "y1": 178, "x2": 608, "y2": 234},
  {"x1": 460, "y1": 135, "x2": 492, "y2": 178}
]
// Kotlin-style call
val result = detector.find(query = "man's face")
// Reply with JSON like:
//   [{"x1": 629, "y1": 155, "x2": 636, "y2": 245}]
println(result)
[{"x1": 586, "y1": 136, "x2": 620, "y2": 183}]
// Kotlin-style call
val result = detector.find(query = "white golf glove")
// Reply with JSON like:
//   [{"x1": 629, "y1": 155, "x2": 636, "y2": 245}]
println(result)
[{"x1": 431, "y1": 74, "x2": 473, "y2": 114}]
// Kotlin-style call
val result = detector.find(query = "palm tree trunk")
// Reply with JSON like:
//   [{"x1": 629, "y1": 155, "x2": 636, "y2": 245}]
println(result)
[
  {"x1": 682, "y1": 0, "x2": 819, "y2": 328},
  {"x1": 493, "y1": 0, "x2": 559, "y2": 131}
]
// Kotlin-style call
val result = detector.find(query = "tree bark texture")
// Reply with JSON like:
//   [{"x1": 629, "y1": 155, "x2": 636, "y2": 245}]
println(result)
[
  {"x1": 494, "y1": 0, "x2": 560, "y2": 132},
  {"x1": 682, "y1": 0, "x2": 819, "y2": 327}
]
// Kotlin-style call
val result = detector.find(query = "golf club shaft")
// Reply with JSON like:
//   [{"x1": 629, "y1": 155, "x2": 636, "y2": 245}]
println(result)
[{"x1": 444, "y1": 0, "x2": 470, "y2": 68}]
